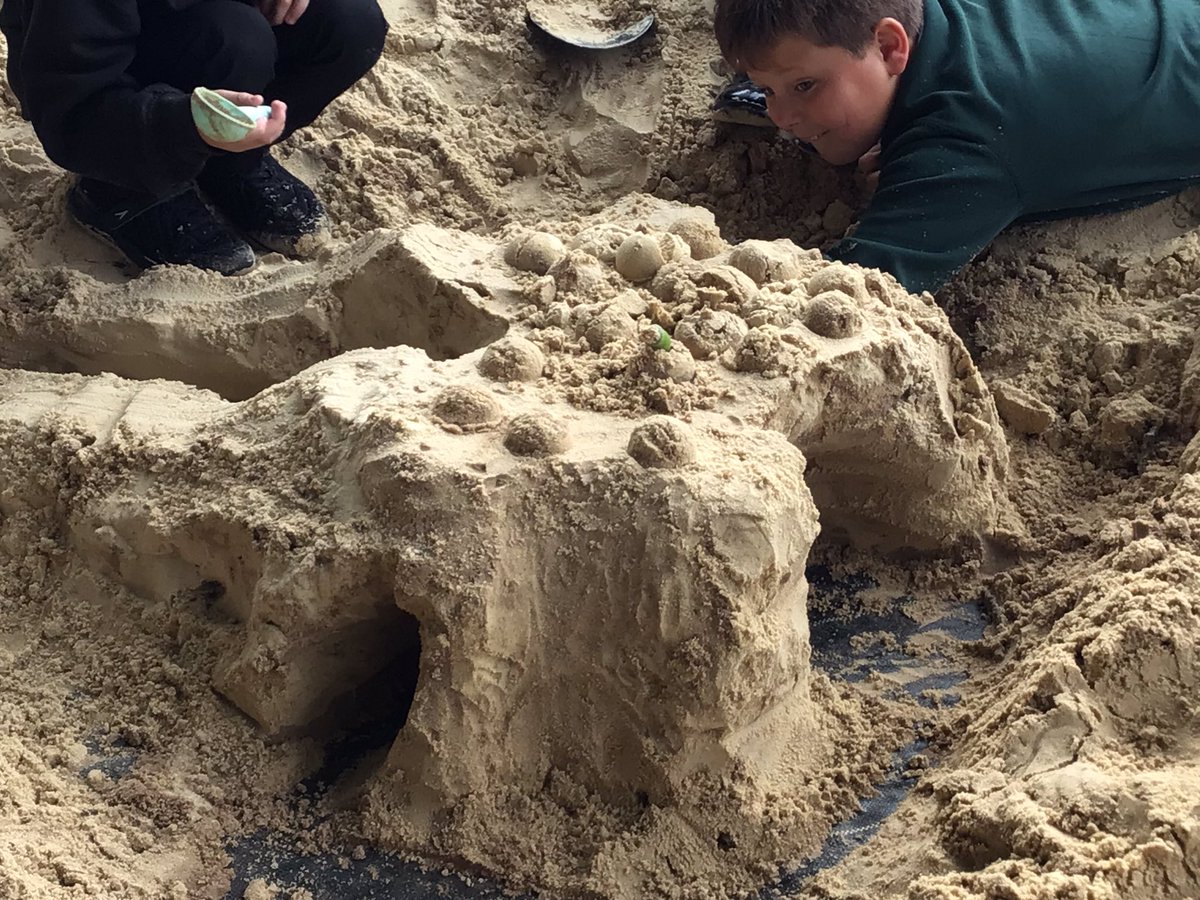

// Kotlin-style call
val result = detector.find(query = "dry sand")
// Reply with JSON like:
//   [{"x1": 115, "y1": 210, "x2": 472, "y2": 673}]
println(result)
[{"x1": 1, "y1": 0, "x2": 1199, "y2": 898}]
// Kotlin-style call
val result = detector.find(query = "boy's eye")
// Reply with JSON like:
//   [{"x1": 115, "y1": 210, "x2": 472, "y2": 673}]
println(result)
[{"x1": 795, "y1": 80, "x2": 815, "y2": 94}]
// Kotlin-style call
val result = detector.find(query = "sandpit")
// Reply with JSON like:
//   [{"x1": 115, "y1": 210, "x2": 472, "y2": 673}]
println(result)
[{"x1": 2, "y1": 0, "x2": 1199, "y2": 898}]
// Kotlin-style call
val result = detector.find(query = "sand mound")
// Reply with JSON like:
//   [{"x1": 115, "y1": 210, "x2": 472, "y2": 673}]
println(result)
[{"x1": 0, "y1": 187, "x2": 1005, "y2": 894}]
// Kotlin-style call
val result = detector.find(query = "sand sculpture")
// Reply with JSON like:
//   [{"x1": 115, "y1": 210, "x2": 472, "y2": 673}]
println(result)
[
  {"x1": 11, "y1": 0, "x2": 1198, "y2": 894},
  {"x1": 0, "y1": 194, "x2": 1009, "y2": 894}
]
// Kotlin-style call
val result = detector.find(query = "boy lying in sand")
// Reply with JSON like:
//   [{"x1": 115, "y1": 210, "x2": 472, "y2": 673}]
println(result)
[
  {"x1": 713, "y1": 0, "x2": 1200, "y2": 294},
  {"x1": 0, "y1": 0, "x2": 387, "y2": 275}
]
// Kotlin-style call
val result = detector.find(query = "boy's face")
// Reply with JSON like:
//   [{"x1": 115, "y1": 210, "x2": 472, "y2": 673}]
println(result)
[{"x1": 745, "y1": 19, "x2": 911, "y2": 166}]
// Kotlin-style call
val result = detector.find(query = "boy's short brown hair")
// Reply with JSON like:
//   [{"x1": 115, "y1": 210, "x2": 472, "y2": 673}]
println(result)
[{"x1": 714, "y1": 0, "x2": 924, "y2": 67}]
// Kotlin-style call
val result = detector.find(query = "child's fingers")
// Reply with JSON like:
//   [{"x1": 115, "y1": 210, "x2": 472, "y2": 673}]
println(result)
[
  {"x1": 857, "y1": 143, "x2": 883, "y2": 174},
  {"x1": 255, "y1": 102, "x2": 287, "y2": 144},
  {"x1": 213, "y1": 90, "x2": 264, "y2": 107},
  {"x1": 271, "y1": 0, "x2": 295, "y2": 24},
  {"x1": 284, "y1": 0, "x2": 309, "y2": 24}
]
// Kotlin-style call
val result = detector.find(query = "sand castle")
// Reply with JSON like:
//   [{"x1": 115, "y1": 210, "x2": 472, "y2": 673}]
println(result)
[
  {"x1": 0, "y1": 193, "x2": 1011, "y2": 894},
  {"x1": 10, "y1": 0, "x2": 1198, "y2": 893}
]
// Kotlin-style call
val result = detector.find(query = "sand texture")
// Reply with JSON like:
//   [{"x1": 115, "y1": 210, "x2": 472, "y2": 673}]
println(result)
[{"x1": 1, "y1": 0, "x2": 1199, "y2": 897}]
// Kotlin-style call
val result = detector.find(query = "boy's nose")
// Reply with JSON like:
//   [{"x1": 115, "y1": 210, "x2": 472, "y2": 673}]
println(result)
[{"x1": 765, "y1": 96, "x2": 806, "y2": 134}]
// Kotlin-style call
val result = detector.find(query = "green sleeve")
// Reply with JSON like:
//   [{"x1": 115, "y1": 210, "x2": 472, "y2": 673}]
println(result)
[{"x1": 826, "y1": 137, "x2": 1023, "y2": 294}]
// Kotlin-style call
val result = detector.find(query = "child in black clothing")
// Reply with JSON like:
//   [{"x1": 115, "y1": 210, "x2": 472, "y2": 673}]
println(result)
[{"x1": 1, "y1": 0, "x2": 388, "y2": 274}]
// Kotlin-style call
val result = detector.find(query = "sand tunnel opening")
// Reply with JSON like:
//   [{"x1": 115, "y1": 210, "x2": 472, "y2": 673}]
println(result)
[{"x1": 296, "y1": 607, "x2": 423, "y2": 751}]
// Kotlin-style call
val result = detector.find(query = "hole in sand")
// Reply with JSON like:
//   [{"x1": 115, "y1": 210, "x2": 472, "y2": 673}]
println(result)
[{"x1": 304, "y1": 609, "x2": 423, "y2": 788}]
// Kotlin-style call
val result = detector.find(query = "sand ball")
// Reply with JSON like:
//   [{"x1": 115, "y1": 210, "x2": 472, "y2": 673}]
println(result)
[
  {"x1": 669, "y1": 218, "x2": 725, "y2": 260},
  {"x1": 431, "y1": 385, "x2": 501, "y2": 427},
  {"x1": 627, "y1": 416, "x2": 696, "y2": 469},
  {"x1": 640, "y1": 343, "x2": 697, "y2": 383},
  {"x1": 504, "y1": 413, "x2": 569, "y2": 457},
  {"x1": 675, "y1": 309, "x2": 748, "y2": 359},
  {"x1": 734, "y1": 326, "x2": 785, "y2": 373},
  {"x1": 807, "y1": 263, "x2": 869, "y2": 302},
  {"x1": 479, "y1": 336, "x2": 545, "y2": 382},
  {"x1": 584, "y1": 305, "x2": 638, "y2": 351},
  {"x1": 616, "y1": 233, "x2": 672, "y2": 282},
  {"x1": 548, "y1": 250, "x2": 612, "y2": 300},
  {"x1": 504, "y1": 231, "x2": 567, "y2": 275},
  {"x1": 727, "y1": 243, "x2": 774, "y2": 286},
  {"x1": 615, "y1": 233, "x2": 666, "y2": 282},
  {"x1": 649, "y1": 260, "x2": 702, "y2": 304},
  {"x1": 804, "y1": 291, "x2": 864, "y2": 339},
  {"x1": 697, "y1": 265, "x2": 760, "y2": 311},
  {"x1": 570, "y1": 223, "x2": 635, "y2": 264},
  {"x1": 728, "y1": 240, "x2": 804, "y2": 286}
]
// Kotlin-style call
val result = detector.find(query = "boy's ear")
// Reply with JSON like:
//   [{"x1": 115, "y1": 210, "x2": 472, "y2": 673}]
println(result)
[{"x1": 874, "y1": 17, "x2": 911, "y2": 75}]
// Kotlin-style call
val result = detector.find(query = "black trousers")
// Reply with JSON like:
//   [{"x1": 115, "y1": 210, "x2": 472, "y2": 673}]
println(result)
[{"x1": 128, "y1": 0, "x2": 387, "y2": 180}]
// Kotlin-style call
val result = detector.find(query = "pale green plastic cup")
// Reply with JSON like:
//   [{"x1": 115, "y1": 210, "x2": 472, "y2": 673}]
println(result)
[{"x1": 190, "y1": 86, "x2": 272, "y2": 143}]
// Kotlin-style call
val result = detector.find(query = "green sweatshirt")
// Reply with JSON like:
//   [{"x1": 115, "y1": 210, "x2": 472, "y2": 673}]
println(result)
[{"x1": 826, "y1": 0, "x2": 1200, "y2": 294}]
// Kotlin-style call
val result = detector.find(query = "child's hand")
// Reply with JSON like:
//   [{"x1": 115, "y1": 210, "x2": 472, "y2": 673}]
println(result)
[
  {"x1": 197, "y1": 93, "x2": 287, "y2": 151},
  {"x1": 257, "y1": 0, "x2": 309, "y2": 25},
  {"x1": 856, "y1": 143, "x2": 882, "y2": 197},
  {"x1": 857, "y1": 143, "x2": 882, "y2": 175}
]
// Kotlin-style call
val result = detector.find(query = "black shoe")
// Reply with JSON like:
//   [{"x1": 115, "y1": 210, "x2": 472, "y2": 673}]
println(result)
[
  {"x1": 198, "y1": 153, "x2": 329, "y2": 258},
  {"x1": 68, "y1": 179, "x2": 257, "y2": 276}
]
